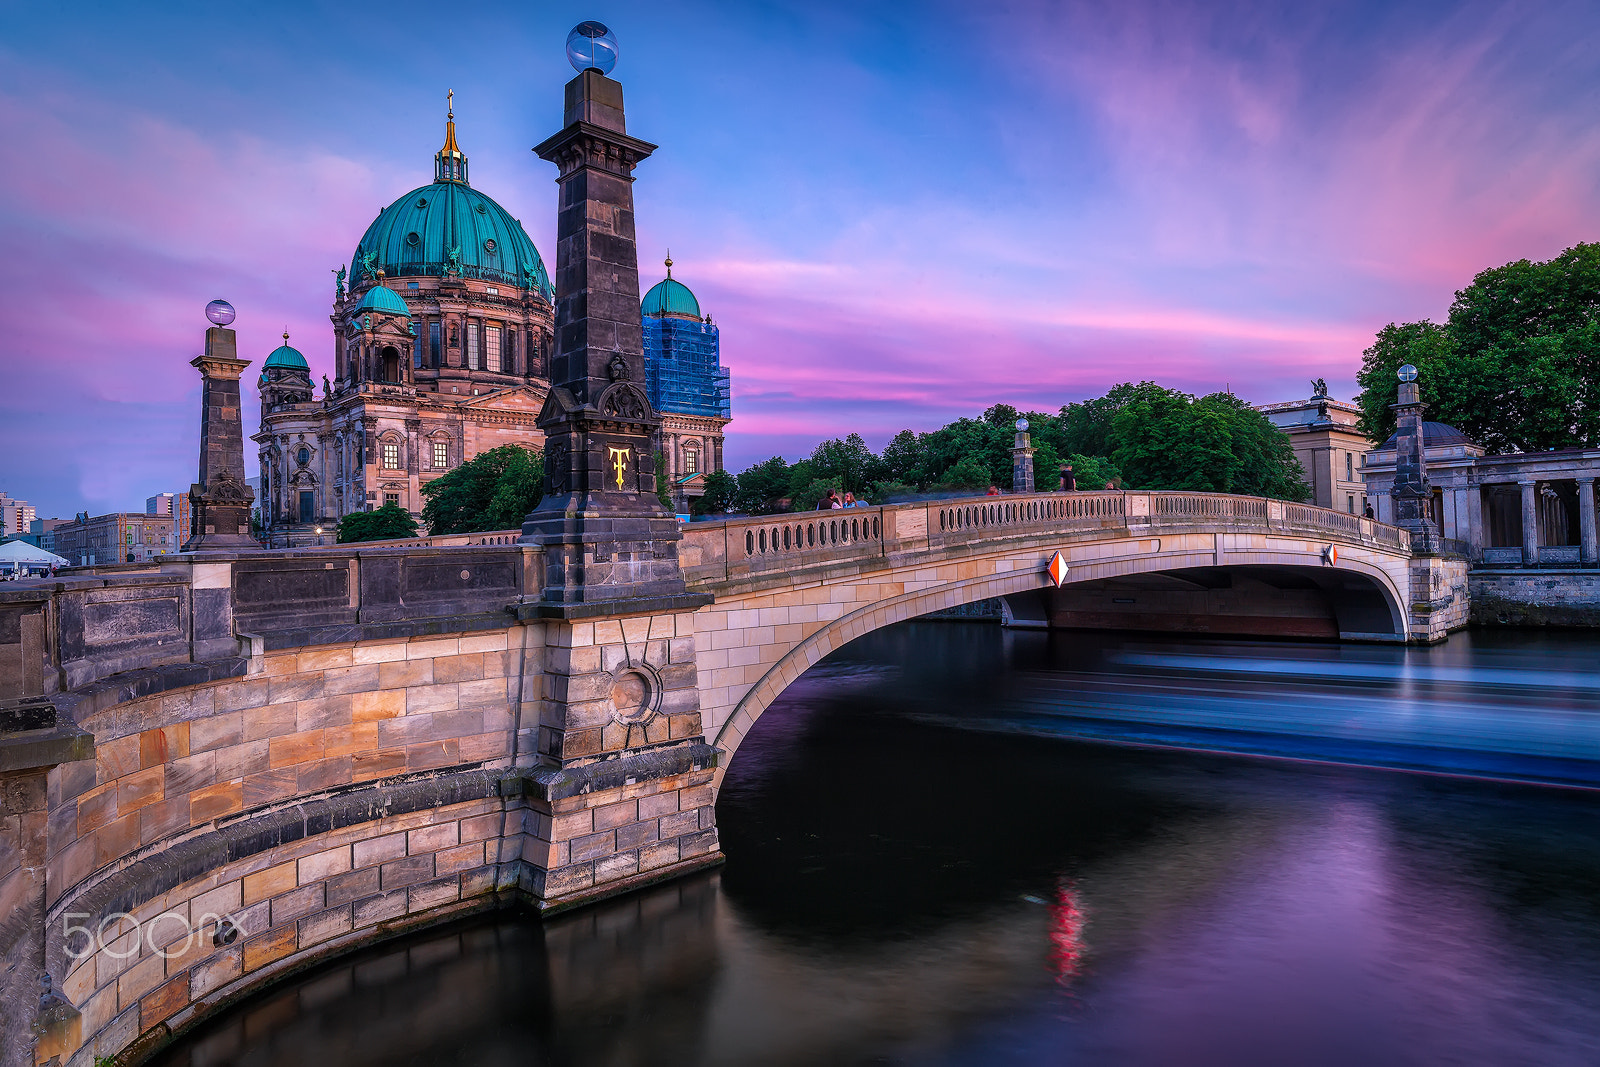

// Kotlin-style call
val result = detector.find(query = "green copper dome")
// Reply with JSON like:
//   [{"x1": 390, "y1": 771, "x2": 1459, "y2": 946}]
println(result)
[
  {"x1": 263, "y1": 333, "x2": 309, "y2": 372},
  {"x1": 354, "y1": 284, "x2": 411, "y2": 317},
  {"x1": 349, "y1": 110, "x2": 552, "y2": 298},
  {"x1": 642, "y1": 256, "x2": 701, "y2": 320}
]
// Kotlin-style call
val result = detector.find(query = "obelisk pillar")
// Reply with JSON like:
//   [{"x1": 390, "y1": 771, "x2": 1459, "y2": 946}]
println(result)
[
  {"x1": 183, "y1": 314, "x2": 258, "y2": 551},
  {"x1": 1389, "y1": 364, "x2": 1440, "y2": 555},
  {"x1": 1011, "y1": 419, "x2": 1035, "y2": 493}
]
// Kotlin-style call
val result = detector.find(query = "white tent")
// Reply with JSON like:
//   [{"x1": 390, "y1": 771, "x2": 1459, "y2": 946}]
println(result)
[{"x1": 0, "y1": 539, "x2": 69, "y2": 571}]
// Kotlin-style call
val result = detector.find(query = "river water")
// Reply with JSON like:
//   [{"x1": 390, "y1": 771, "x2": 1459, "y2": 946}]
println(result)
[{"x1": 155, "y1": 625, "x2": 1600, "y2": 1067}]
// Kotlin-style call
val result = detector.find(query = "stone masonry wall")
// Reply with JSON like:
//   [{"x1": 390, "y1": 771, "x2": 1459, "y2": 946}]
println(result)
[{"x1": 1469, "y1": 570, "x2": 1600, "y2": 628}]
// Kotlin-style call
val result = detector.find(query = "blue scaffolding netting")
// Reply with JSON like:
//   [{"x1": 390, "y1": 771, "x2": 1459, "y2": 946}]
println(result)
[{"x1": 644, "y1": 316, "x2": 731, "y2": 419}]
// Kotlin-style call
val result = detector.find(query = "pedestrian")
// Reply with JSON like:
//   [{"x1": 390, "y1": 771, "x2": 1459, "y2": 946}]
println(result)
[
  {"x1": 1364, "y1": 502, "x2": 1375, "y2": 519},
  {"x1": 1060, "y1": 464, "x2": 1076, "y2": 492},
  {"x1": 843, "y1": 491, "x2": 857, "y2": 508},
  {"x1": 986, "y1": 484, "x2": 1000, "y2": 496},
  {"x1": 1104, "y1": 480, "x2": 1117, "y2": 490},
  {"x1": 818, "y1": 488, "x2": 840, "y2": 511}
]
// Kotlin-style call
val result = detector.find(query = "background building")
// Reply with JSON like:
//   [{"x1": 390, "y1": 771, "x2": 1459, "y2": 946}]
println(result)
[
  {"x1": 52, "y1": 511, "x2": 179, "y2": 566},
  {"x1": 254, "y1": 104, "x2": 556, "y2": 547},
  {"x1": 0, "y1": 492, "x2": 37, "y2": 539},
  {"x1": 641, "y1": 256, "x2": 732, "y2": 511},
  {"x1": 1258, "y1": 383, "x2": 1372, "y2": 513}
]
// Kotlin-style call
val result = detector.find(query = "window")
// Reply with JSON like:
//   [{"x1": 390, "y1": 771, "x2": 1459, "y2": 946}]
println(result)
[
  {"x1": 384, "y1": 493, "x2": 400, "y2": 508},
  {"x1": 1345, "y1": 452, "x2": 1353, "y2": 480},
  {"x1": 299, "y1": 491, "x2": 315, "y2": 524},
  {"x1": 1348, "y1": 495, "x2": 1355, "y2": 514},
  {"x1": 382, "y1": 441, "x2": 400, "y2": 470},
  {"x1": 505, "y1": 328, "x2": 517, "y2": 374},
  {"x1": 297, "y1": 446, "x2": 310, "y2": 466},
  {"x1": 467, "y1": 323, "x2": 480, "y2": 369},
  {"x1": 413, "y1": 326, "x2": 424, "y2": 369},
  {"x1": 429, "y1": 321, "x2": 441, "y2": 367},
  {"x1": 486, "y1": 325, "x2": 501, "y2": 372},
  {"x1": 683, "y1": 449, "x2": 698, "y2": 473},
  {"x1": 432, "y1": 440, "x2": 449, "y2": 468}
]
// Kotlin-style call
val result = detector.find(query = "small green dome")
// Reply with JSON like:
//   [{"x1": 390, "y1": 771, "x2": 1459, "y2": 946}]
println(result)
[
  {"x1": 354, "y1": 285, "x2": 411, "y2": 317},
  {"x1": 263, "y1": 333, "x2": 309, "y2": 372},
  {"x1": 642, "y1": 277, "x2": 701, "y2": 320}
]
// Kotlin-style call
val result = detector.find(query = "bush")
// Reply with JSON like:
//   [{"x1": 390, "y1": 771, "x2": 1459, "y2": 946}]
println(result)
[{"x1": 337, "y1": 503, "x2": 418, "y2": 543}]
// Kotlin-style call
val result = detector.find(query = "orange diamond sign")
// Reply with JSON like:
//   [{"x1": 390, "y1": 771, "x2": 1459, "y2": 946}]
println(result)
[{"x1": 1046, "y1": 550, "x2": 1069, "y2": 587}]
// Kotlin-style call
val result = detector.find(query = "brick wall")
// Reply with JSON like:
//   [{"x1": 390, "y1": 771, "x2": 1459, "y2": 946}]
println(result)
[{"x1": 1469, "y1": 570, "x2": 1600, "y2": 628}]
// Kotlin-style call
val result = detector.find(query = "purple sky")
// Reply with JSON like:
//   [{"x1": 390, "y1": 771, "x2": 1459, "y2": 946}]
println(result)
[{"x1": 3, "y1": 1, "x2": 1599, "y2": 518}]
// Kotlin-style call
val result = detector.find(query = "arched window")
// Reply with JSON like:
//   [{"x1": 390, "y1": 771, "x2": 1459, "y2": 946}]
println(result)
[
  {"x1": 296, "y1": 446, "x2": 310, "y2": 467},
  {"x1": 381, "y1": 438, "x2": 401, "y2": 471},
  {"x1": 683, "y1": 447, "x2": 699, "y2": 474},
  {"x1": 381, "y1": 346, "x2": 401, "y2": 383}
]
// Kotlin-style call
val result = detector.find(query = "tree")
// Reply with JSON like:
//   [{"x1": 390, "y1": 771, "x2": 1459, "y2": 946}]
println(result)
[
  {"x1": 1356, "y1": 243, "x2": 1600, "y2": 453},
  {"x1": 880, "y1": 430, "x2": 925, "y2": 485},
  {"x1": 337, "y1": 503, "x2": 418, "y2": 543},
  {"x1": 691, "y1": 469, "x2": 737, "y2": 515},
  {"x1": 421, "y1": 445, "x2": 543, "y2": 534},
  {"x1": 733, "y1": 456, "x2": 792, "y2": 515},
  {"x1": 808, "y1": 433, "x2": 882, "y2": 492},
  {"x1": 1105, "y1": 385, "x2": 1307, "y2": 499},
  {"x1": 655, "y1": 451, "x2": 675, "y2": 512}
]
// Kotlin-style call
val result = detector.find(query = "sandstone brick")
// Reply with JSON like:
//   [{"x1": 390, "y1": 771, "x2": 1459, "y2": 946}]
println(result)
[
  {"x1": 353, "y1": 890, "x2": 407, "y2": 926},
  {"x1": 455, "y1": 678, "x2": 506, "y2": 708},
  {"x1": 407, "y1": 822, "x2": 458, "y2": 855},
  {"x1": 458, "y1": 632, "x2": 507, "y2": 653},
  {"x1": 434, "y1": 841, "x2": 484, "y2": 875},
  {"x1": 77, "y1": 782, "x2": 118, "y2": 835},
  {"x1": 353, "y1": 832, "x2": 407, "y2": 869},
  {"x1": 637, "y1": 792, "x2": 678, "y2": 820},
  {"x1": 322, "y1": 722, "x2": 380, "y2": 760},
  {"x1": 140, "y1": 723, "x2": 190, "y2": 768},
  {"x1": 570, "y1": 829, "x2": 615, "y2": 863},
  {"x1": 325, "y1": 866, "x2": 381, "y2": 907},
  {"x1": 298, "y1": 904, "x2": 353, "y2": 947},
  {"x1": 96, "y1": 734, "x2": 141, "y2": 782},
  {"x1": 242, "y1": 768, "x2": 297, "y2": 808},
  {"x1": 140, "y1": 972, "x2": 190, "y2": 1031},
  {"x1": 459, "y1": 731, "x2": 510, "y2": 762},
  {"x1": 405, "y1": 740, "x2": 459, "y2": 771},
  {"x1": 659, "y1": 809, "x2": 700, "y2": 839},
  {"x1": 190, "y1": 945, "x2": 242, "y2": 998},
  {"x1": 351, "y1": 750, "x2": 407, "y2": 782},
  {"x1": 117, "y1": 765, "x2": 164, "y2": 814},
  {"x1": 116, "y1": 952, "x2": 166, "y2": 1011},
  {"x1": 551, "y1": 809, "x2": 592, "y2": 842},
  {"x1": 268, "y1": 730, "x2": 325, "y2": 769},
  {"x1": 321, "y1": 663, "x2": 382, "y2": 696},
  {"x1": 139, "y1": 795, "x2": 191, "y2": 845},
  {"x1": 269, "y1": 674, "x2": 325, "y2": 706},
  {"x1": 380, "y1": 855, "x2": 434, "y2": 890},
  {"x1": 679, "y1": 827, "x2": 720, "y2": 858},
  {"x1": 351, "y1": 690, "x2": 405, "y2": 722},
  {"x1": 406, "y1": 685, "x2": 458, "y2": 714},
  {"x1": 459, "y1": 813, "x2": 501, "y2": 843},
  {"x1": 243, "y1": 861, "x2": 298, "y2": 905},
  {"x1": 432, "y1": 653, "x2": 483, "y2": 683},
  {"x1": 242, "y1": 923, "x2": 297, "y2": 973},
  {"x1": 592, "y1": 799, "x2": 637, "y2": 830},
  {"x1": 639, "y1": 839, "x2": 681, "y2": 871},
  {"x1": 214, "y1": 677, "x2": 270, "y2": 713},
  {"x1": 212, "y1": 739, "x2": 270, "y2": 782},
  {"x1": 190, "y1": 781, "x2": 243, "y2": 823},
  {"x1": 243, "y1": 704, "x2": 297, "y2": 741},
  {"x1": 94, "y1": 813, "x2": 140, "y2": 869},
  {"x1": 295, "y1": 696, "x2": 352, "y2": 733},
  {"x1": 298, "y1": 647, "x2": 355, "y2": 672},
  {"x1": 595, "y1": 851, "x2": 639, "y2": 882},
  {"x1": 298, "y1": 757, "x2": 353, "y2": 794},
  {"x1": 406, "y1": 875, "x2": 460, "y2": 913},
  {"x1": 379, "y1": 659, "x2": 433, "y2": 689},
  {"x1": 298, "y1": 846, "x2": 352, "y2": 884},
  {"x1": 615, "y1": 819, "x2": 659, "y2": 851},
  {"x1": 271, "y1": 883, "x2": 326, "y2": 926}
]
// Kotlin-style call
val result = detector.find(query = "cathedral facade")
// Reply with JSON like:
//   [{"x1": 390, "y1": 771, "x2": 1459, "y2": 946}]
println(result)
[
  {"x1": 641, "y1": 257, "x2": 732, "y2": 512},
  {"x1": 255, "y1": 105, "x2": 557, "y2": 547}
]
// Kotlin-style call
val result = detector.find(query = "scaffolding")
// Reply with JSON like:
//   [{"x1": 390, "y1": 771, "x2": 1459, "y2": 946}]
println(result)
[{"x1": 644, "y1": 316, "x2": 730, "y2": 418}]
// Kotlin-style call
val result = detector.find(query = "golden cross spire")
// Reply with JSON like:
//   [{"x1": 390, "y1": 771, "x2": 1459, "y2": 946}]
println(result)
[
  {"x1": 664, "y1": 249, "x2": 673, "y2": 279},
  {"x1": 447, "y1": 88, "x2": 454, "y2": 119}
]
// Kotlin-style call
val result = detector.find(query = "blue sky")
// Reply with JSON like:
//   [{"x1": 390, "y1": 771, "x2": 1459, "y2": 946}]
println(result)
[{"x1": 3, "y1": 0, "x2": 1599, "y2": 517}]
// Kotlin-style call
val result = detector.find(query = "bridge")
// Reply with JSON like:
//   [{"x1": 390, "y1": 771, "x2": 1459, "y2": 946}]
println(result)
[{"x1": 1, "y1": 491, "x2": 1460, "y2": 1066}]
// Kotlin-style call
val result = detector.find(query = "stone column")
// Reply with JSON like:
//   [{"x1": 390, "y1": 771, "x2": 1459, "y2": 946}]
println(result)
[
  {"x1": 182, "y1": 324, "x2": 258, "y2": 551},
  {"x1": 1519, "y1": 479, "x2": 1539, "y2": 566},
  {"x1": 1011, "y1": 420, "x2": 1034, "y2": 493},
  {"x1": 522, "y1": 66, "x2": 701, "y2": 610},
  {"x1": 1578, "y1": 477, "x2": 1597, "y2": 565}
]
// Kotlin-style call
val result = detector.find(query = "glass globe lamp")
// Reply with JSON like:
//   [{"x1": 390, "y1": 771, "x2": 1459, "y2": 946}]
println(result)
[
  {"x1": 1016, "y1": 418, "x2": 1030, "y2": 431},
  {"x1": 1397, "y1": 363, "x2": 1418, "y2": 382},
  {"x1": 205, "y1": 299, "x2": 236, "y2": 326},
  {"x1": 566, "y1": 21, "x2": 618, "y2": 75}
]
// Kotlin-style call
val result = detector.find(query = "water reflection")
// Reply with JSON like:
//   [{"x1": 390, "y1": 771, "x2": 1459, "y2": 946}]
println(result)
[{"x1": 156, "y1": 625, "x2": 1600, "y2": 1066}]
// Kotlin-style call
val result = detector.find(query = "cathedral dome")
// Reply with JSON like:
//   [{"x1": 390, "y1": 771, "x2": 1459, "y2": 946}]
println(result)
[
  {"x1": 263, "y1": 334, "x2": 309, "y2": 372},
  {"x1": 354, "y1": 284, "x2": 411, "y2": 317},
  {"x1": 349, "y1": 105, "x2": 552, "y2": 298},
  {"x1": 642, "y1": 255, "x2": 701, "y2": 320}
]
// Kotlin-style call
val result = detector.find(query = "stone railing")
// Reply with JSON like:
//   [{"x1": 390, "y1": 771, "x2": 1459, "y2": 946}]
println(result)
[{"x1": 680, "y1": 491, "x2": 1411, "y2": 585}]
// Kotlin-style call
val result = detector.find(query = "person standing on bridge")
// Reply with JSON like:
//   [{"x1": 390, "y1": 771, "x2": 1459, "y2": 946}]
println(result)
[
  {"x1": 818, "y1": 489, "x2": 840, "y2": 510},
  {"x1": 987, "y1": 484, "x2": 1000, "y2": 496},
  {"x1": 843, "y1": 491, "x2": 858, "y2": 507},
  {"x1": 1061, "y1": 464, "x2": 1077, "y2": 492}
]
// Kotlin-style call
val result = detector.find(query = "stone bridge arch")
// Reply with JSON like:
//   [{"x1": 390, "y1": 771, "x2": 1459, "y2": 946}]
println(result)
[{"x1": 700, "y1": 551, "x2": 1410, "y2": 784}]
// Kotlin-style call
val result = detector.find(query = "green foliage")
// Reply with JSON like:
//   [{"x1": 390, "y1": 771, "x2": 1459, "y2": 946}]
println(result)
[
  {"x1": 863, "y1": 479, "x2": 915, "y2": 503},
  {"x1": 1356, "y1": 243, "x2": 1600, "y2": 453},
  {"x1": 1063, "y1": 453, "x2": 1121, "y2": 490},
  {"x1": 1107, "y1": 386, "x2": 1307, "y2": 499},
  {"x1": 655, "y1": 452, "x2": 675, "y2": 511},
  {"x1": 940, "y1": 455, "x2": 992, "y2": 489},
  {"x1": 691, "y1": 469, "x2": 738, "y2": 515},
  {"x1": 733, "y1": 456, "x2": 793, "y2": 515},
  {"x1": 337, "y1": 502, "x2": 419, "y2": 543},
  {"x1": 420, "y1": 444, "x2": 543, "y2": 534},
  {"x1": 808, "y1": 433, "x2": 884, "y2": 492}
]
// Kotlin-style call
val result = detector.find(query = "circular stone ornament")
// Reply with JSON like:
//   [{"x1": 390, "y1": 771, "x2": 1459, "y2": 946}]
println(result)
[{"x1": 608, "y1": 663, "x2": 662, "y2": 725}]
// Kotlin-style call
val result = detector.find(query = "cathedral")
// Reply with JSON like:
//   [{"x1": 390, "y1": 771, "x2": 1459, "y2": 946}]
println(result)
[{"x1": 255, "y1": 103, "x2": 732, "y2": 545}]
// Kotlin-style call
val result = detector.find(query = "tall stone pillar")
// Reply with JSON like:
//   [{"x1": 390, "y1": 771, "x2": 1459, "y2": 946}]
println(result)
[
  {"x1": 1011, "y1": 419, "x2": 1035, "y2": 493},
  {"x1": 1389, "y1": 364, "x2": 1440, "y2": 555},
  {"x1": 514, "y1": 33, "x2": 721, "y2": 911},
  {"x1": 522, "y1": 67, "x2": 701, "y2": 612},
  {"x1": 1577, "y1": 477, "x2": 1597, "y2": 565},
  {"x1": 182, "y1": 322, "x2": 257, "y2": 551},
  {"x1": 1519, "y1": 479, "x2": 1539, "y2": 566}
]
